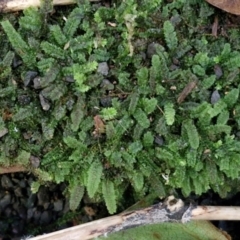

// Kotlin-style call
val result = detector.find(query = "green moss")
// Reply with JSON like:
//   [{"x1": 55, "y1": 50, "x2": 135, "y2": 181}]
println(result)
[{"x1": 1, "y1": 0, "x2": 240, "y2": 213}]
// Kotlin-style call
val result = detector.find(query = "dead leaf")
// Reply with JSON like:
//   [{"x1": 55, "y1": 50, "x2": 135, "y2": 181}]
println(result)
[
  {"x1": 93, "y1": 115, "x2": 105, "y2": 136},
  {"x1": 177, "y1": 81, "x2": 198, "y2": 104},
  {"x1": 212, "y1": 15, "x2": 219, "y2": 37},
  {"x1": 205, "y1": 0, "x2": 240, "y2": 15}
]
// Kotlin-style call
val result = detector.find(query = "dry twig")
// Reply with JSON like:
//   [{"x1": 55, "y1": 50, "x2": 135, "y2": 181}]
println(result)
[
  {"x1": 0, "y1": 0, "x2": 100, "y2": 12},
  {"x1": 29, "y1": 196, "x2": 240, "y2": 240}
]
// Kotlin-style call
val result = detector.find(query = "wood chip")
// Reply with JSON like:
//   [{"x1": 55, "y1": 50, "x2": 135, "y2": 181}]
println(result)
[{"x1": 177, "y1": 81, "x2": 198, "y2": 104}]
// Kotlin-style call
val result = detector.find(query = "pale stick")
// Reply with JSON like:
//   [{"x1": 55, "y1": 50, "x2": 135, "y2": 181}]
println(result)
[
  {"x1": 28, "y1": 196, "x2": 240, "y2": 240},
  {"x1": 0, "y1": 0, "x2": 100, "y2": 12}
]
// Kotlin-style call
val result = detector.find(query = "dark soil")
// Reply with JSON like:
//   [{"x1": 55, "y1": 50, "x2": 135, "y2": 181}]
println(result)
[{"x1": 0, "y1": 172, "x2": 109, "y2": 240}]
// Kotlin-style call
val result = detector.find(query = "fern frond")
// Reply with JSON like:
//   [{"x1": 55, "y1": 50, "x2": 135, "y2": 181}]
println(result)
[
  {"x1": 1, "y1": 20, "x2": 36, "y2": 67},
  {"x1": 115, "y1": 115, "x2": 132, "y2": 137},
  {"x1": 131, "y1": 172, "x2": 144, "y2": 192},
  {"x1": 206, "y1": 160, "x2": 218, "y2": 185},
  {"x1": 210, "y1": 100, "x2": 227, "y2": 118},
  {"x1": 136, "y1": 67, "x2": 149, "y2": 94},
  {"x1": 31, "y1": 181, "x2": 41, "y2": 193},
  {"x1": 15, "y1": 150, "x2": 30, "y2": 166},
  {"x1": 128, "y1": 92, "x2": 139, "y2": 115},
  {"x1": 102, "y1": 180, "x2": 116, "y2": 214},
  {"x1": 143, "y1": 131, "x2": 154, "y2": 147},
  {"x1": 223, "y1": 88, "x2": 239, "y2": 107},
  {"x1": 163, "y1": 20, "x2": 178, "y2": 50},
  {"x1": 149, "y1": 172, "x2": 166, "y2": 198},
  {"x1": 183, "y1": 120, "x2": 199, "y2": 149},
  {"x1": 128, "y1": 141, "x2": 143, "y2": 155},
  {"x1": 49, "y1": 25, "x2": 67, "y2": 46},
  {"x1": 87, "y1": 159, "x2": 103, "y2": 198},
  {"x1": 40, "y1": 41, "x2": 65, "y2": 59},
  {"x1": 134, "y1": 108, "x2": 150, "y2": 129},
  {"x1": 155, "y1": 117, "x2": 168, "y2": 136},
  {"x1": 34, "y1": 169, "x2": 53, "y2": 182},
  {"x1": 132, "y1": 123, "x2": 144, "y2": 140},
  {"x1": 71, "y1": 97, "x2": 85, "y2": 132},
  {"x1": 19, "y1": 7, "x2": 43, "y2": 35},
  {"x1": 164, "y1": 102, "x2": 175, "y2": 126},
  {"x1": 205, "y1": 124, "x2": 231, "y2": 137},
  {"x1": 201, "y1": 75, "x2": 216, "y2": 89},
  {"x1": 63, "y1": 8, "x2": 84, "y2": 38},
  {"x1": 141, "y1": 98, "x2": 158, "y2": 114},
  {"x1": 217, "y1": 110, "x2": 229, "y2": 125},
  {"x1": 100, "y1": 107, "x2": 117, "y2": 120},
  {"x1": 69, "y1": 185, "x2": 85, "y2": 211},
  {"x1": 186, "y1": 149, "x2": 197, "y2": 167}
]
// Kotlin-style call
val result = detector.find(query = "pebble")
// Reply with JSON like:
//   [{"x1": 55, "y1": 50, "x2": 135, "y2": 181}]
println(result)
[
  {"x1": 53, "y1": 199, "x2": 63, "y2": 212},
  {"x1": 100, "y1": 79, "x2": 114, "y2": 90},
  {"x1": 1, "y1": 175, "x2": 13, "y2": 189},
  {"x1": 100, "y1": 96, "x2": 112, "y2": 107},
  {"x1": 154, "y1": 135, "x2": 164, "y2": 146},
  {"x1": 24, "y1": 71, "x2": 38, "y2": 87},
  {"x1": 0, "y1": 128, "x2": 8, "y2": 138},
  {"x1": 0, "y1": 193, "x2": 11, "y2": 209},
  {"x1": 40, "y1": 210, "x2": 52, "y2": 224},
  {"x1": 33, "y1": 77, "x2": 42, "y2": 89},
  {"x1": 39, "y1": 93, "x2": 51, "y2": 111},
  {"x1": 211, "y1": 90, "x2": 221, "y2": 104},
  {"x1": 97, "y1": 62, "x2": 109, "y2": 76}
]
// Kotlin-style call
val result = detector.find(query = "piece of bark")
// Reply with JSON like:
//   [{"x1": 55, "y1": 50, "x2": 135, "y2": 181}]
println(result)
[
  {"x1": 0, "y1": 0, "x2": 99, "y2": 12},
  {"x1": 205, "y1": 0, "x2": 240, "y2": 15},
  {"x1": 0, "y1": 165, "x2": 27, "y2": 174},
  {"x1": 177, "y1": 80, "x2": 198, "y2": 104}
]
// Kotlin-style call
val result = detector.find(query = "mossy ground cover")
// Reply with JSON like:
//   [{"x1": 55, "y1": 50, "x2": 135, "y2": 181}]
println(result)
[{"x1": 1, "y1": 0, "x2": 240, "y2": 217}]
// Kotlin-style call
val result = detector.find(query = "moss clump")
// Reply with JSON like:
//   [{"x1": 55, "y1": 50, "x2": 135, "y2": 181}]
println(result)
[{"x1": 1, "y1": 0, "x2": 240, "y2": 213}]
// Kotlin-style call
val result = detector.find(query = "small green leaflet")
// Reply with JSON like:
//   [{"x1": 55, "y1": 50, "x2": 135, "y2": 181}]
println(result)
[{"x1": 87, "y1": 159, "x2": 103, "y2": 198}]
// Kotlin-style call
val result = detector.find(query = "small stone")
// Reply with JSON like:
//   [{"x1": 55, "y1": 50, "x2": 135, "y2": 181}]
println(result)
[
  {"x1": 37, "y1": 186, "x2": 49, "y2": 206},
  {"x1": 100, "y1": 79, "x2": 114, "y2": 90},
  {"x1": 19, "y1": 179, "x2": 27, "y2": 189},
  {"x1": 214, "y1": 65, "x2": 223, "y2": 79},
  {"x1": 40, "y1": 211, "x2": 51, "y2": 224},
  {"x1": 63, "y1": 200, "x2": 70, "y2": 214},
  {"x1": 26, "y1": 192, "x2": 37, "y2": 208},
  {"x1": 11, "y1": 220, "x2": 24, "y2": 235},
  {"x1": 1, "y1": 175, "x2": 13, "y2": 189},
  {"x1": 100, "y1": 97, "x2": 112, "y2": 107},
  {"x1": 30, "y1": 155, "x2": 40, "y2": 168},
  {"x1": 97, "y1": 62, "x2": 109, "y2": 76},
  {"x1": 154, "y1": 135, "x2": 164, "y2": 146},
  {"x1": 33, "y1": 209, "x2": 41, "y2": 223},
  {"x1": 39, "y1": 94, "x2": 51, "y2": 111},
  {"x1": 17, "y1": 206, "x2": 27, "y2": 219},
  {"x1": 0, "y1": 193, "x2": 11, "y2": 209},
  {"x1": 27, "y1": 208, "x2": 34, "y2": 220},
  {"x1": 146, "y1": 42, "x2": 160, "y2": 59},
  {"x1": 33, "y1": 77, "x2": 42, "y2": 89},
  {"x1": 211, "y1": 90, "x2": 221, "y2": 104},
  {"x1": 18, "y1": 95, "x2": 31, "y2": 105},
  {"x1": 4, "y1": 207, "x2": 12, "y2": 217},
  {"x1": 65, "y1": 76, "x2": 75, "y2": 83},
  {"x1": 66, "y1": 98, "x2": 75, "y2": 111},
  {"x1": 24, "y1": 71, "x2": 38, "y2": 87},
  {"x1": 14, "y1": 187, "x2": 23, "y2": 197},
  {"x1": 12, "y1": 55, "x2": 22, "y2": 68},
  {"x1": 53, "y1": 199, "x2": 63, "y2": 212},
  {"x1": 0, "y1": 128, "x2": 8, "y2": 138}
]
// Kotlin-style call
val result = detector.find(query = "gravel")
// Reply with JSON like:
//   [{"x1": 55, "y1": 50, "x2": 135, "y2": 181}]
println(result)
[{"x1": 0, "y1": 173, "x2": 69, "y2": 239}]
